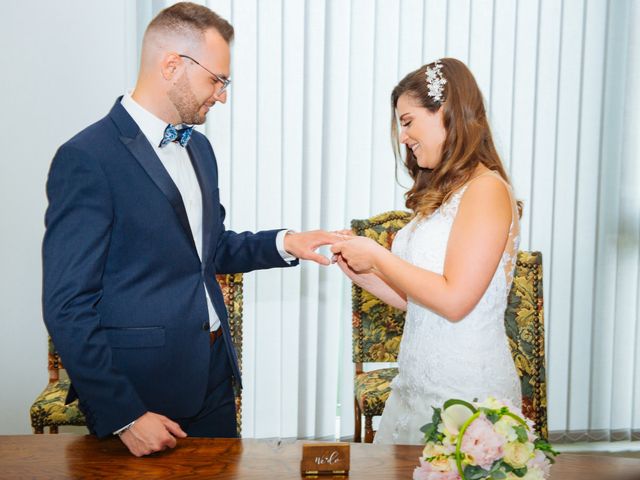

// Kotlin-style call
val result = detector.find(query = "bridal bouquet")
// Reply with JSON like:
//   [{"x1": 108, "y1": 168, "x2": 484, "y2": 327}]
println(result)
[{"x1": 413, "y1": 397, "x2": 558, "y2": 480}]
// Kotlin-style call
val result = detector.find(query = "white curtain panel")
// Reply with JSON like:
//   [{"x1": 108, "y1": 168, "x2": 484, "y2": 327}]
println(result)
[{"x1": 138, "y1": 0, "x2": 640, "y2": 441}]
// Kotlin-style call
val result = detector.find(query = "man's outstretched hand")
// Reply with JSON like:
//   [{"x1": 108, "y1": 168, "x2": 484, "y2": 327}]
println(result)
[
  {"x1": 284, "y1": 230, "x2": 347, "y2": 265},
  {"x1": 119, "y1": 411, "x2": 187, "y2": 457}
]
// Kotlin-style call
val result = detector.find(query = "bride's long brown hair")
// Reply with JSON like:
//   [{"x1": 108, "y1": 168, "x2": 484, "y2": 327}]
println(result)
[{"x1": 391, "y1": 58, "x2": 521, "y2": 218}]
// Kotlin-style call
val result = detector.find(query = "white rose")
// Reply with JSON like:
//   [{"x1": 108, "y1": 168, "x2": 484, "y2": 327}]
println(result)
[
  {"x1": 477, "y1": 396, "x2": 504, "y2": 410},
  {"x1": 422, "y1": 442, "x2": 447, "y2": 459},
  {"x1": 519, "y1": 466, "x2": 545, "y2": 480},
  {"x1": 430, "y1": 455, "x2": 453, "y2": 472},
  {"x1": 505, "y1": 472, "x2": 543, "y2": 480},
  {"x1": 441, "y1": 436, "x2": 456, "y2": 455},
  {"x1": 494, "y1": 416, "x2": 518, "y2": 442},
  {"x1": 503, "y1": 441, "x2": 535, "y2": 469}
]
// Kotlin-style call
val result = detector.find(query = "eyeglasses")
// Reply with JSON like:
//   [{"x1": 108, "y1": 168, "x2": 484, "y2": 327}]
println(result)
[{"x1": 179, "y1": 54, "x2": 231, "y2": 96}]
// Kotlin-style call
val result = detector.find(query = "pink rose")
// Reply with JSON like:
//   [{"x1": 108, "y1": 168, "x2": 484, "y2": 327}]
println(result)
[
  {"x1": 527, "y1": 449, "x2": 552, "y2": 477},
  {"x1": 460, "y1": 414, "x2": 506, "y2": 470},
  {"x1": 413, "y1": 459, "x2": 461, "y2": 480}
]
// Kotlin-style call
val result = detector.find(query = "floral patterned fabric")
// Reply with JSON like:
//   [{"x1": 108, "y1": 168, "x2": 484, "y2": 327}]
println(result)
[
  {"x1": 30, "y1": 378, "x2": 86, "y2": 432},
  {"x1": 30, "y1": 273, "x2": 244, "y2": 435},
  {"x1": 505, "y1": 251, "x2": 548, "y2": 439},
  {"x1": 355, "y1": 368, "x2": 399, "y2": 416},
  {"x1": 351, "y1": 211, "x2": 413, "y2": 364},
  {"x1": 351, "y1": 211, "x2": 548, "y2": 440},
  {"x1": 217, "y1": 273, "x2": 244, "y2": 434}
]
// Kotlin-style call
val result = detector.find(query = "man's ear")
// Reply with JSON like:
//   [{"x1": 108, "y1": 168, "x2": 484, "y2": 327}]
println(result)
[{"x1": 160, "y1": 52, "x2": 181, "y2": 81}]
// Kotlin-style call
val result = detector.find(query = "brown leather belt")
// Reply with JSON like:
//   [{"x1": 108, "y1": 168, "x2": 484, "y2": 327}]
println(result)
[{"x1": 209, "y1": 327, "x2": 223, "y2": 346}]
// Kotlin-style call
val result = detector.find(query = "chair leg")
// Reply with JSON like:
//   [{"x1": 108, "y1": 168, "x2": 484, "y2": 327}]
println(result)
[
  {"x1": 49, "y1": 425, "x2": 59, "y2": 434},
  {"x1": 354, "y1": 397, "x2": 362, "y2": 442},
  {"x1": 33, "y1": 426, "x2": 44, "y2": 434},
  {"x1": 364, "y1": 416, "x2": 374, "y2": 443}
]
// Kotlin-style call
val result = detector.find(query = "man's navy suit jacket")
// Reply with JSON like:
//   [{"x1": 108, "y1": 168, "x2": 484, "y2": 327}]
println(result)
[{"x1": 42, "y1": 98, "x2": 296, "y2": 438}]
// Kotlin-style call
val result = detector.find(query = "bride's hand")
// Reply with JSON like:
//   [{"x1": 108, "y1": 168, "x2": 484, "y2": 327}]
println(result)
[
  {"x1": 329, "y1": 229, "x2": 356, "y2": 264},
  {"x1": 331, "y1": 236, "x2": 387, "y2": 273},
  {"x1": 335, "y1": 255, "x2": 378, "y2": 288}
]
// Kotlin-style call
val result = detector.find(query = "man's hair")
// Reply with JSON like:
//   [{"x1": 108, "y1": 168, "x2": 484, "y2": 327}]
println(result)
[{"x1": 147, "y1": 2, "x2": 234, "y2": 44}]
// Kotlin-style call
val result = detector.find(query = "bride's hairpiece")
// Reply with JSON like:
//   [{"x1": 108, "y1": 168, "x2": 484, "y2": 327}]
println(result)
[{"x1": 425, "y1": 60, "x2": 447, "y2": 104}]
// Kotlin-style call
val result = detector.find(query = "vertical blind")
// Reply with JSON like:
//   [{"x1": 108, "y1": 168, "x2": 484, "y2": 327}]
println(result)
[{"x1": 136, "y1": 0, "x2": 639, "y2": 441}]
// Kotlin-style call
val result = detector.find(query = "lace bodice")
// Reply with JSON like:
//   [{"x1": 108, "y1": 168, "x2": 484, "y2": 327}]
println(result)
[{"x1": 374, "y1": 172, "x2": 522, "y2": 445}]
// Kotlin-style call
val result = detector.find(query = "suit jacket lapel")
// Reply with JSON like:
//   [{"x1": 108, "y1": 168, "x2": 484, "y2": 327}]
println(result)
[
  {"x1": 109, "y1": 98, "x2": 198, "y2": 255},
  {"x1": 187, "y1": 141, "x2": 214, "y2": 268}
]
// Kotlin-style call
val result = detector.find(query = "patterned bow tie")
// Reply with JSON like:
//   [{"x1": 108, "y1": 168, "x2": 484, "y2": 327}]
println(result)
[{"x1": 159, "y1": 124, "x2": 193, "y2": 148}]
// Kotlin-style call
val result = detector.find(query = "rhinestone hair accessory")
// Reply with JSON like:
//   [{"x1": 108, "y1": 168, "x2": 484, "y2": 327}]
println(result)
[{"x1": 425, "y1": 60, "x2": 447, "y2": 104}]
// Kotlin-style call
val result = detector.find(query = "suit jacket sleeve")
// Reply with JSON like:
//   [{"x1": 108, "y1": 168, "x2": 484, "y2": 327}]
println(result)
[
  {"x1": 200, "y1": 138, "x2": 299, "y2": 274},
  {"x1": 42, "y1": 144, "x2": 147, "y2": 437},
  {"x1": 212, "y1": 204, "x2": 299, "y2": 274}
]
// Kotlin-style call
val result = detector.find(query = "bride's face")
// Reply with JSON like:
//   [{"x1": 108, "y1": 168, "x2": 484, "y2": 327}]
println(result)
[{"x1": 396, "y1": 93, "x2": 446, "y2": 169}]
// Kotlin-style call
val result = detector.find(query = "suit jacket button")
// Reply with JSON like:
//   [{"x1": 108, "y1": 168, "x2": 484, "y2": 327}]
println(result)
[{"x1": 202, "y1": 322, "x2": 209, "y2": 331}]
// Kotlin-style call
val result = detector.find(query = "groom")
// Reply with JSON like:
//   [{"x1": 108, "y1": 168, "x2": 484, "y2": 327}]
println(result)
[{"x1": 42, "y1": 2, "x2": 337, "y2": 457}]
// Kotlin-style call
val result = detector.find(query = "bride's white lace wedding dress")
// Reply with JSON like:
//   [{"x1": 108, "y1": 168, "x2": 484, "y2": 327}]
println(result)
[{"x1": 374, "y1": 172, "x2": 522, "y2": 445}]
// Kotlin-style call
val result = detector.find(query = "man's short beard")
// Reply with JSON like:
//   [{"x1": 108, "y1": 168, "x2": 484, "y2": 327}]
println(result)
[{"x1": 167, "y1": 72, "x2": 205, "y2": 125}]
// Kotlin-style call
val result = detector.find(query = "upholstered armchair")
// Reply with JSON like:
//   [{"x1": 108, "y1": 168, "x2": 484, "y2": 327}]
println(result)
[
  {"x1": 351, "y1": 211, "x2": 412, "y2": 443},
  {"x1": 350, "y1": 211, "x2": 548, "y2": 442},
  {"x1": 30, "y1": 273, "x2": 245, "y2": 436},
  {"x1": 504, "y1": 251, "x2": 548, "y2": 440}
]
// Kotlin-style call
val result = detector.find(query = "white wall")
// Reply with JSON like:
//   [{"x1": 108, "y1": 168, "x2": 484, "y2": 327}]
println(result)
[{"x1": 0, "y1": 0, "x2": 137, "y2": 434}]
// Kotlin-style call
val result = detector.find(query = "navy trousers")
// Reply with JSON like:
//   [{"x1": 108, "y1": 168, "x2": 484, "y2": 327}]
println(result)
[{"x1": 175, "y1": 337, "x2": 238, "y2": 438}]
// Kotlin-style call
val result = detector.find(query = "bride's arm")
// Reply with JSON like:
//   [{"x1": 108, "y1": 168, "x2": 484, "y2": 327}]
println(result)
[
  {"x1": 335, "y1": 256, "x2": 407, "y2": 311},
  {"x1": 332, "y1": 176, "x2": 512, "y2": 322}
]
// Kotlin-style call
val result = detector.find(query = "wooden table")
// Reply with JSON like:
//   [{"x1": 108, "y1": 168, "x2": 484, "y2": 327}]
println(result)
[{"x1": 1, "y1": 435, "x2": 639, "y2": 479}]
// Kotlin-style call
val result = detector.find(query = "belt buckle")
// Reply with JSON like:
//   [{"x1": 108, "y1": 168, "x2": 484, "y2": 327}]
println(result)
[{"x1": 209, "y1": 327, "x2": 222, "y2": 346}]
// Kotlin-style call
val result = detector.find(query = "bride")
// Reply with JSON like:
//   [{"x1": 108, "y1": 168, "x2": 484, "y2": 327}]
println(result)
[{"x1": 332, "y1": 58, "x2": 522, "y2": 445}]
